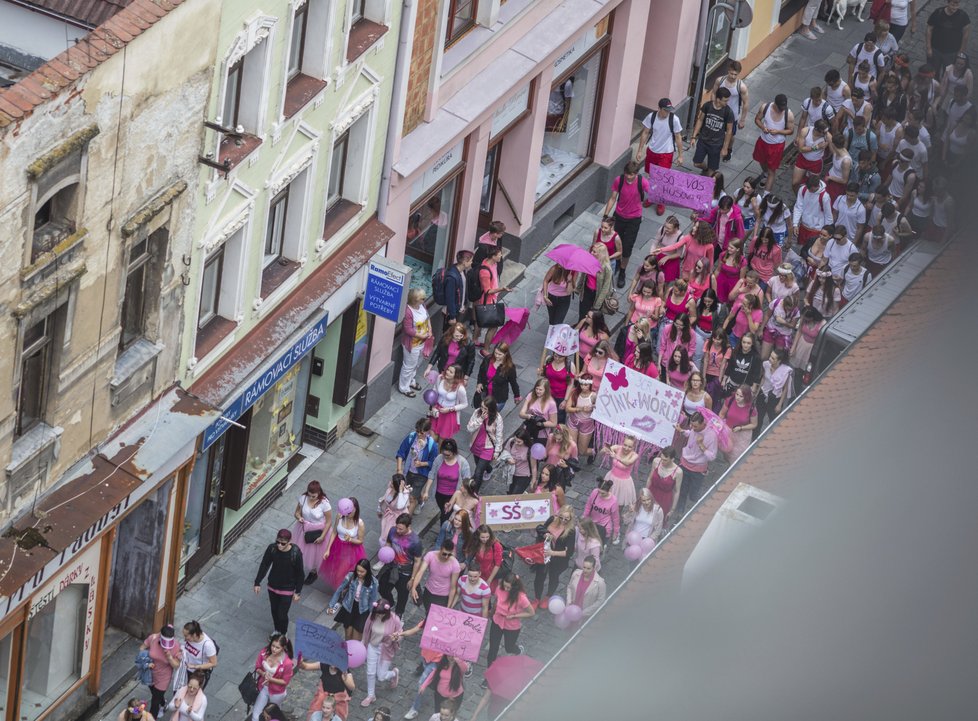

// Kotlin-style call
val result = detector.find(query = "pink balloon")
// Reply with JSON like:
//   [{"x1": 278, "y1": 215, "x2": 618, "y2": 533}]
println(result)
[
  {"x1": 547, "y1": 597, "x2": 566, "y2": 616},
  {"x1": 640, "y1": 537, "x2": 656, "y2": 555},
  {"x1": 554, "y1": 613, "x2": 572, "y2": 629},
  {"x1": 345, "y1": 639, "x2": 367, "y2": 669},
  {"x1": 564, "y1": 604, "x2": 583, "y2": 622},
  {"x1": 625, "y1": 531, "x2": 642, "y2": 547},
  {"x1": 337, "y1": 497, "x2": 355, "y2": 516},
  {"x1": 624, "y1": 544, "x2": 643, "y2": 561},
  {"x1": 378, "y1": 545, "x2": 396, "y2": 564},
  {"x1": 530, "y1": 443, "x2": 547, "y2": 461}
]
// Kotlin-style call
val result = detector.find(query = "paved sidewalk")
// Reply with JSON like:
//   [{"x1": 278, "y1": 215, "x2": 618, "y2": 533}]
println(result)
[{"x1": 98, "y1": 4, "x2": 949, "y2": 719}]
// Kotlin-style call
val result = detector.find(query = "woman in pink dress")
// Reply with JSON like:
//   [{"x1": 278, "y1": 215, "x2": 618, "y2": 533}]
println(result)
[
  {"x1": 646, "y1": 447, "x2": 683, "y2": 523},
  {"x1": 518, "y1": 378, "x2": 559, "y2": 441},
  {"x1": 687, "y1": 258, "x2": 714, "y2": 300},
  {"x1": 789, "y1": 306, "x2": 826, "y2": 372},
  {"x1": 714, "y1": 240, "x2": 747, "y2": 304},
  {"x1": 626, "y1": 342, "x2": 658, "y2": 379},
  {"x1": 545, "y1": 425, "x2": 579, "y2": 470},
  {"x1": 627, "y1": 254, "x2": 666, "y2": 299},
  {"x1": 702, "y1": 328, "x2": 731, "y2": 401},
  {"x1": 723, "y1": 293, "x2": 764, "y2": 346},
  {"x1": 649, "y1": 216, "x2": 683, "y2": 283},
  {"x1": 601, "y1": 436, "x2": 639, "y2": 519},
  {"x1": 658, "y1": 313, "x2": 696, "y2": 376},
  {"x1": 430, "y1": 365, "x2": 468, "y2": 442},
  {"x1": 293, "y1": 480, "x2": 332, "y2": 583},
  {"x1": 663, "y1": 279, "x2": 697, "y2": 322},
  {"x1": 565, "y1": 375, "x2": 597, "y2": 464},
  {"x1": 377, "y1": 475, "x2": 409, "y2": 549},
  {"x1": 652, "y1": 221, "x2": 717, "y2": 280},
  {"x1": 320, "y1": 498, "x2": 367, "y2": 590},
  {"x1": 748, "y1": 227, "x2": 783, "y2": 287},
  {"x1": 719, "y1": 385, "x2": 758, "y2": 462},
  {"x1": 664, "y1": 347, "x2": 695, "y2": 390},
  {"x1": 626, "y1": 280, "x2": 665, "y2": 325}
]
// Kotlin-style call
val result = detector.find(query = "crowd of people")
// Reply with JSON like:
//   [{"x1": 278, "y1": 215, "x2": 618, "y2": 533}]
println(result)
[{"x1": 123, "y1": 4, "x2": 968, "y2": 721}]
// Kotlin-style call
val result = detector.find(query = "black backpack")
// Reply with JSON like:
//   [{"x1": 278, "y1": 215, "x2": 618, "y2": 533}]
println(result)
[
  {"x1": 431, "y1": 266, "x2": 448, "y2": 305},
  {"x1": 649, "y1": 111, "x2": 678, "y2": 151},
  {"x1": 466, "y1": 263, "x2": 486, "y2": 303},
  {"x1": 618, "y1": 174, "x2": 646, "y2": 203}
]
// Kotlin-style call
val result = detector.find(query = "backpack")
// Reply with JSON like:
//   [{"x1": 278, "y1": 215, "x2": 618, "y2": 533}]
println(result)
[
  {"x1": 466, "y1": 264, "x2": 485, "y2": 303},
  {"x1": 618, "y1": 174, "x2": 646, "y2": 204},
  {"x1": 762, "y1": 103, "x2": 788, "y2": 131},
  {"x1": 649, "y1": 111, "x2": 678, "y2": 151},
  {"x1": 431, "y1": 266, "x2": 448, "y2": 305},
  {"x1": 852, "y1": 43, "x2": 885, "y2": 74},
  {"x1": 844, "y1": 265, "x2": 870, "y2": 290}
]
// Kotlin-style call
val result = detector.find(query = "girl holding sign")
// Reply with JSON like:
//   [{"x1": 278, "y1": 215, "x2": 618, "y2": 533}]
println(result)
[{"x1": 532, "y1": 506, "x2": 577, "y2": 609}]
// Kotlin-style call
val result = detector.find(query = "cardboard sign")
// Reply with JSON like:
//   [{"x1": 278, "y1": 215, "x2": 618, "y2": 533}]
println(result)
[
  {"x1": 647, "y1": 165, "x2": 715, "y2": 213},
  {"x1": 544, "y1": 324, "x2": 579, "y2": 355},
  {"x1": 420, "y1": 605, "x2": 488, "y2": 662},
  {"x1": 294, "y1": 618, "x2": 349, "y2": 671},
  {"x1": 481, "y1": 493, "x2": 554, "y2": 531},
  {"x1": 591, "y1": 359, "x2": 684, "y2": 448}
]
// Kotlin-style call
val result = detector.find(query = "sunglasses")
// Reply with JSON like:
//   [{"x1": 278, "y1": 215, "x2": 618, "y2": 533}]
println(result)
[{"x1": 276, "y1": 539, "x2": 289, "y2": 545}]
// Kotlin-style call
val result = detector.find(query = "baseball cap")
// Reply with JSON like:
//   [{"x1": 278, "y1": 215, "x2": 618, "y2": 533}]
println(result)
[{"x1": 658, "y1": 98, "x2": 674, "y2": 111}]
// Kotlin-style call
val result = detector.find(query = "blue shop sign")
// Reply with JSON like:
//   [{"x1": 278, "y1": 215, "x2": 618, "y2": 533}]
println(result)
[
  {"x1": 201, "y1": 313, "x2": 329, "y2": 451},
  {"x1": 363, "y1": 258, "x2": 409, "y2": 323}
]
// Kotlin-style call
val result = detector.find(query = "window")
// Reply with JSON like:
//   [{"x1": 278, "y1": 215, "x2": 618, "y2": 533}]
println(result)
[
  {"x1": 264, "y1": 189, "x2": 289, "y2": 265},
  {"x1": 347, "y1": 0, "x2": 389, "y2": 63},
  {"x1": 119, "y1": 238, "x2": 150, "y2": 350},
  {"x1": 405, "y1": 175, "x2": 460, "y2": 294},
  {"x1": 327, "y1": 132, "x2": 350, "y2": 208},
  {"x1": 32, "y1": 183, "x2": 78, "y2": 263},
  {"x1": 198, "y1": 247, "x2": 225, "y2": 330},
  {"x1": 17, "y1": 317, "x2": 53, "y2": 437},
  {"x1": 351, "y1": 0, "x2": 366, "y2": 22},
  {"x1": 222, "y1": 59, "x2": 243, "y2": 129},
  {"x1": 446, "y1": 0, "x2": 477, "y2": 46},
  {"x1": 288, "y1": 3, "x2": 309, "y2": 79},
  {"x1": 218, "y1": 32, "x2": 271, "y2": 166}
]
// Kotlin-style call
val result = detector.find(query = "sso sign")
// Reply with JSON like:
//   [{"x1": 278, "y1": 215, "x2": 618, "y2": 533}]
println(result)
[
  {"x1": 363, "y1": 257, "x2": 410, "y2": 323},
  {"x1": 481, "y1": 493, "x2": 554, "y2": 531},
  {"x1": 201, "y1": 313, "x2": 328, "y2": 450}
]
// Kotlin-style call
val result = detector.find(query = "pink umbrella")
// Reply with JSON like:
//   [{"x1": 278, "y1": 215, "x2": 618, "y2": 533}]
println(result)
[
  {"x1": 545, "y1": 243, "x2": 601, "y2": 275},
  {"x1": 492, "y1": 307, "x2": 530, "y2": 346},
  {"x1": 484, "y1": 654, "x2": 544, "y2": 700}
]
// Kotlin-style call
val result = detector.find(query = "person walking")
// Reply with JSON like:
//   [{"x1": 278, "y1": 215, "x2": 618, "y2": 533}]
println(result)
[
  {"x1": 250, "y1": 634, "x2": 295, "y2": 721},
  {"x1": 928, "y1": 0, "x2": 972, "y2": 81},
  {"x1": 139, "y1": 624, "x2": 181, "y2": 719},
  {"x1": 359, "y1": 600, "x2": 404, "y2": 708},
  {"x1": 327, "y1": 559, "x2": 380, "y2": 641},
  {"x1": 602, "y1": 160, "x2": 651, "y2": 287},
  {"x1": 486, "y1": 574, "x2": 534, "y2": 667},
  {"x1": 752, "y1": 94, "x2": 794, "y2": 190},
  {"x1": 167, "y1": 672, "x2": 207, "y2": 721},
  {"x1": 691, "y1": 87, "x2": 735, "y2": 174},
  {"x1": 396, "y1": 418, "x2": 440, "y2": 516},
  {"x1": 410, "y1": 539, "x2": 461, "y2": 616},
  {"x1": 711, "y1": 60, "x2": 750, "y2": 161},
  {"x1": 798, "y1": 0, "x2": 825, "y2": 40},
  {"x1": 380, "y1": 513, "x2": 424, "y2": 617},
  {"x1": 442, "y1": 250, "x2": 474, "y2": 326},
  {"x1": 636, "y1": 98, "x2": 685, "y2": 215},
  {"x1": 793, "y1": 175, "x2": 834, "y2": 248},
  {"x1": 400, "y1": 289, "x2": 432, "y2": 398},
  {"x1": 564, "y1": 556, "x2": 607, "y2": 619},
  {"x1": 293, "y1": 480, "x2": 331, "y2": 584},
  {"x1": 254, "y1": 529, "x2": 304, "y2": 636}
]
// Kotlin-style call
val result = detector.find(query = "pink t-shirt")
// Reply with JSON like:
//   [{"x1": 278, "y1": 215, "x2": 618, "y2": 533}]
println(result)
[
  {"x1": 544, "y1": 363, "x2": 573, "y2": 399},
  {"x1": 423, "y1": 551, "x2": 461, "y2": 595},
  {"x1": 435, "y1": 460, "x2": 461, "y2": 495},
  {"x1": 612, "y1": 175, "x2": 651, "y2": 219},
  {"x1": 724, "y1": 399, "x2": 757, "y2": 430},
  {"x1": 629, "y1": 294, "x2": 664, "y2": 324},
  {"x1": 546, "y1": 439, "x2": 578, "y2": 465},
  {"x1": 730, "y1": 299, "x2": 762, "y2": 338},
  {"x1": 584, "y1": 489, "x2": 620, "y2": 538},
  {"x1": 492, "y1": 588, "x2": 532, "y2": 630},
  {"x1": 445, "y1": 341, "x2": 461, "y2": 368}
]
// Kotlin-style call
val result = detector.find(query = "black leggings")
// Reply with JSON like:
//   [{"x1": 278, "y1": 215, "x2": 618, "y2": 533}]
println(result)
[
  {"x1": 149, "y1": 686, "x2": 167, "y2": 720},
  {"x1": 487, "y1": 620, "x2": 522, "y2": 666},
  {"x1": 472, "y1": 456, "x2": 494, "y2": 492},
  {"x1": 436, "y1": 491, "x2": 453, "y2": 523},
  {"x1": 578, "y1": 287, "x2": 596, "y2": 323},
  {"x1": 547, "y1": 294, "x2": 572, "y2": 325},
  {"x1": 533, "y1": 557, "x2": 570, "y2": 599},
  {"x1": 509, "y1": 475, "x2": 532, "y2": 494}
]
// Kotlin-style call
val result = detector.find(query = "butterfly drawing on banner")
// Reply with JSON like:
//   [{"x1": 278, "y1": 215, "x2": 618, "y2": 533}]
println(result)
[{"x1": 606, "y1": 367, "x2": 629, "y2": 391}]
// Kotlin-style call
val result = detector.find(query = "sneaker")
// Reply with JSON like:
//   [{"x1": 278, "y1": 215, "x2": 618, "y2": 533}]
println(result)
[
  {"x1": 799, "y1": 28, "x2": 817, "y2": 40},
  {"x1": 517, "y1": 644, "x2": 526, "y2": 655},
  {"x1": 389, "y1": 667, "x2": 400, "y2": 688},
  {"x1": 360, "y1": 696, "x2": 376, "y2": 708},
  {"x1": 464, "y1": 665, "x2": 473, "y2": 678},
  {"x1": 539, "y1": 596, "x2": 549, "y2": 610},
  {"x1": 812, "y1": 22, "x2": 825, "y2": 33},
  {"x1": 480, "y1": 679, "x2": 488, "y2": 690},
  {"x1": 612, "y1": 536, "x2": 621, "y2": 546},
  {"x1": 615, "y1": 268, "x2": 626, "y2": 288},
  {"x1": 404, "y1": 709, "x2": 419, "y2": 720},
  {"x1": 656, "y1": 204, "x2": 665, "y2": 215},
  {"x1": 305, "y1": 571, "x2": 318, "y2": 585}
]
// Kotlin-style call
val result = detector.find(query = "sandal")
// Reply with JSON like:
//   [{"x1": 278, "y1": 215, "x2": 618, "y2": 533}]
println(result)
[
  {"x1": 410, "y1": 381, "x2": 422, "y2": 391},
  {"x1": 401, "y1": 389, "x2": 417, "y2": 398}
]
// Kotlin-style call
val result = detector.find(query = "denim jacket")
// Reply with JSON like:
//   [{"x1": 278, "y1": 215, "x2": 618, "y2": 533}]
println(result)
[{"x1": 328, "y1": 572, "x2": 380, "y2": 615}]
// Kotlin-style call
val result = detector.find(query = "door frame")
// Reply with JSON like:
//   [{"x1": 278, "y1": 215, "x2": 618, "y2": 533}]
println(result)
[
  {"x1": 184, "y1": 435, "x2": 228, "y2": 579},
  {"x1": 478, "y1": 140, "x2": 502, "y2": 230}
]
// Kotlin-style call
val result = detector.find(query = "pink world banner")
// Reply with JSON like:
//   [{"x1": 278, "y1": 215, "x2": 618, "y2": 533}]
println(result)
[
  {"x1": 420, "y1": 605, "x2": 488, "y2": 662},
  {"x1": 647, "y1": 165, "x2": 715, "y2": 213}
]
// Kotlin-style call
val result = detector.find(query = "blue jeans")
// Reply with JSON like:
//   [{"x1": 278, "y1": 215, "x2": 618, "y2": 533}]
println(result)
[{"x1": 408, "y1": 662, "x2": 439, "y2": 712}]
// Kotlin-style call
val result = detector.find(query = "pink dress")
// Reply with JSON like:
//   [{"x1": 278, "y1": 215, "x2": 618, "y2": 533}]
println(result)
[
  {"x1": 663, "y1": 290, "x2": 692, "y2": 321},
  {"x1": 431, "y1": 379, "x2": 465, "y2": 439},
  {"x1": 723, "y1": 399, "x2": 757, "y2": 461},
  {"x1": 293, "y1": 494, "x2": 332, "y2": 574},
  {"x1": 647, "y1": 462, "x2": 680, "y2": 518},
  {"x1": 604, "y1": 452, "x2": 637, "y2": 507},
  {"x1": 319, "y1": 519, "x2": 366, "y2": 590},
  {"x1": 715, "y1": 256, "x2": 745, "y2": 304}
]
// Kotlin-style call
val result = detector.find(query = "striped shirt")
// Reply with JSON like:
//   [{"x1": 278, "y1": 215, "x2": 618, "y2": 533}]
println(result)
[{"x1": 456, "y1": 578, "x2": 491, "y2": 616}]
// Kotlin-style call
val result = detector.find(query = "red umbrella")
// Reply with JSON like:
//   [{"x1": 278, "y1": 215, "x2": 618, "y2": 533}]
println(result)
[
  {"x1": 484, "y1": 654, "x2": 545, "y2": 700},
  {"x1": 545, "y1": 243, "x2": 600, "y2": 275}
]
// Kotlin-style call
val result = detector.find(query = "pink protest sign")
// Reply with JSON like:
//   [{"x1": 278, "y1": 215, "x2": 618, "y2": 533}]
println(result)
[
  {"x1": 420, "y1": 605, "x2": 488, "y2": 662},
  {"x1": 647, "y1": 165, "x2": 715, "y2": 213}
]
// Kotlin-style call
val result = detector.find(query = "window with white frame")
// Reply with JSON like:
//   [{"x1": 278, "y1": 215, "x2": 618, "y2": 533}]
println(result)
[
  {"x1": 347, "y1": 0, "x2": 389, "y2": 63},
  {"x1": 264, "y1": 189, "x2": 289, "y2": 266},
  {"x1": 284, "y1": 0, "x2": 330, "y2": 85},
  {"x1": 195, "y1": 226, "x2": 245, "y2": 354},
  {"x1": 287, "y1": 2, "x2": 309, "y2": 79},
  {"x1": 326, "y1": 114, "x2": 369, "y2": 211},
  {"x1": 261, "y1": 169, "x2": 308, "y2": 296},
  {"x1": 198, "y1": 246, "x2": 225, "y2": 331}
]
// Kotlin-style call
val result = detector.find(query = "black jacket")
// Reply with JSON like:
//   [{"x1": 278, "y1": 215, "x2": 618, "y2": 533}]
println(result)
[
  {"x1": 429, "y1": 338, "x2": 476, "y2": 377},
  {"x1": 255, "y1": 543, "x2": 304, "y2": 593},
  {"x1": 724, "y1": 348, "x2": 763, "y2": 388},
  {"x1": 444, "y1": 265, "x2": 466, "y2": 320},
  {"x1": 477, "y1": 356, "x2": 520, "y2": 405}
]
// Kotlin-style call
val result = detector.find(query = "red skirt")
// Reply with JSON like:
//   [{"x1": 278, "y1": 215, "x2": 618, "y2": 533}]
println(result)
[
  {"x1": 825, "y1": 179, "x2": 846, "y2": 203},
  {"x1": 752, "y1": 139, "x2": 785, "y2": 170},
  {"x1": 795, "y1": 155, "x2": 823, "y2": 174}
]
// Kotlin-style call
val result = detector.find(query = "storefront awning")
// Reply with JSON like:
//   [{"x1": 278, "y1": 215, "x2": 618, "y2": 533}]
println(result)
[
  {"x1": 0, "y1": 386, "x2": 220, "y2": 605},
  {"x1": 191, "y1": 215, "x2": 395, "y2": 407}
]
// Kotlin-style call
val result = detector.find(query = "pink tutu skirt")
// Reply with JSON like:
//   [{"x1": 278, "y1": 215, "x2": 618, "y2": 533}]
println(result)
[
  {"x1": 431, "y1": 409, "x2": 460, "y2": 439},
  {"x1": 319, "y1": 537, "x2": 366, "y2": 590},
  {"x1": 293, "y1": 521, "x2": 327, "y2": 573},
  {"x1": 605, "y1": 470, "x2": 637, "y2": 507}
]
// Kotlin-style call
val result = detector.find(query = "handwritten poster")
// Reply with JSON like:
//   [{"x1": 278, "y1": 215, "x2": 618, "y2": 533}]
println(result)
[
  {"x1": 591, "y1": 360, "x2": 684, "y2": 448},
  {"x1": 294, "y1": 618, "x2": 349, "y2": 671},
  {"x1": 481, "y1": 493, "x2": 555, "y2": 531},
  {"x1": 647, "y1": 165, "x2": 715, "y2": 213},
  {"x1": 421, "y1": 605, "x2": 488, "y2": 662},
  {"x1": 544, "y1": 324, "x2": 579, "y2": 355}
]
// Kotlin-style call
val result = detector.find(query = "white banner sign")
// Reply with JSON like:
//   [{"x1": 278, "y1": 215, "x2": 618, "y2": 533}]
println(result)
[
  {"x1": 591, "y1": 359, "x2": 684, "y2": 448},
  {"x1": 481, "y1": 494, "x2": 554, "y2": 530},
  {"x1": 544, "y1": 324, "x2": 579, "y2": 356}
]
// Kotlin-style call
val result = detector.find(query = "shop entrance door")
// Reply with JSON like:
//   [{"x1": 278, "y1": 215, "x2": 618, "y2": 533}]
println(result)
[
  {"x1": 185, "y1": 434, "x2": 228, "y2": 579},
  {"x1": 478, "y1": 142, "x2": 501, "y2": 230}
]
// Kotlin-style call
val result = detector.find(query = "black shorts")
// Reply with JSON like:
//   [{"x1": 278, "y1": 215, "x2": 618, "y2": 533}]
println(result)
[
  {"x1": 334, "y1": 605, "x2": 370, "y2": 633},
  {"x1": 406, "y1": 471, "x2": 427, "y2": 499}
]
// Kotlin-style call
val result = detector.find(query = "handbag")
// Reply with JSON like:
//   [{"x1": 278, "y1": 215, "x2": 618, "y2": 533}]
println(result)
[
  {"x1": 474, "y1": 301, "x2": 505, "y2": 327},
  {"x1": 238, "y1": 670, "x2": 260, "y2": 707},
  {"x1": 304, "y1": 529, "x2": 321, "y2": 544},
  {"x1": 601, "y1": 293, "x2": 619, "y2": 315}
]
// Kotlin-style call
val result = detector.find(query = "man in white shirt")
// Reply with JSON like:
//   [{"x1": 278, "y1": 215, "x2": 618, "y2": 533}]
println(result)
[
  {"x1": 840, "y1": 252, "x2": 873, "y2": 302},
  {"x1": 793, "y1": 175, "x2": 834, "y2": 247},
  {"x1": 637, "y1": 98, "x2": 684, "y2": 216},
  {"x1": 848, "y1": 32, "x2": 888, "y2": 83},
  {"x1": 823, "y1": 226, "x2": 859, "y2": 279}
]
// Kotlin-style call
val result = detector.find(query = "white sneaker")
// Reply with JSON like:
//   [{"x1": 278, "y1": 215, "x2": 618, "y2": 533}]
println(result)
[
  {"x1": 800, "y1": 28, "x2": 817, "y2": 40},
  {"x1": 812, "y1": 23, "x2": 825, "y2": 34},
  {"x1": 404, "y1": 710, "x2": 419, "y2": 720}
]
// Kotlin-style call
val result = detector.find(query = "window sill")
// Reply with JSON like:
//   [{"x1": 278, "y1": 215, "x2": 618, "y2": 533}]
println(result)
[
  {"x1": 284, "y1": 74, "x2": 329, "y2": 119},
  {"x1": 347, "y1": 19, "x2": 388, "y2": 64},
  {"x1": 23, "y1": 225, "x2": 86, "y2": 284},
  {"x1": 111, "y1": 338, "x2": 163, "y2": 407},
  {"x1": 8, "y1": 423, "x2": 62, "y2": 475},
  {"x1": 323, "y1": 199, "x2": 363, "y2": 243},
  {"x1": 260, "y1": 258, "x2": 301, "y2": 298},
  {"x1": 195, "y1": 316, "x2": 237, "y2": 360},
  {"x1": 218, "y1": 133, "x2": 263, "y2": 171}
]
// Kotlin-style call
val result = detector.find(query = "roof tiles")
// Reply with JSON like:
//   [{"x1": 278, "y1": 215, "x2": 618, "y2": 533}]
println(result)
[{"x1": 0, "y1": 0, "x2": 185, "y2": 130}]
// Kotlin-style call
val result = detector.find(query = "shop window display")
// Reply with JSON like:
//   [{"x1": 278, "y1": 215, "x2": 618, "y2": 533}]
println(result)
[{"x1": 404, "y1": 177, "x2": 459, "y2": 294}]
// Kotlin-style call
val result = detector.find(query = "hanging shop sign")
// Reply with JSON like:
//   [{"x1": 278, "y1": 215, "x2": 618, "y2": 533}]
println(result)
[{"x1": 363, "y1": 257, "x2": 411, "y2": 323}]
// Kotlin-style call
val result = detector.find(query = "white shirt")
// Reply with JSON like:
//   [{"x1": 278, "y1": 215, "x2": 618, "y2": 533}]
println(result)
[
  {"x1": 299, "y1": 494, "x2": 331, "y2": 523},
  {"x1": 849, "y1": 43, "x2": 886, "y2": 78},
  {"x1": 895, "y1": 139, "x2": 928, "y2": 176},
  {"x1": 759, "y1": 103, "x2": 789, "y2": 145},
  {"x1": 826, "y1": 81, "x2": 850, "y2": 111},
  {"x1": 841, "y1": 265, "x2": 872, "y2": 299},
  {"x1": 718, "y1": 76, "x2": 745, "y2": 120},
  {"x1": 801, "y1": 97, "x2": 836, "y2": 124},
  {"x1": 833, "y1": 196, "x2": 866, "y2": 242},
  {"x1": 824, "y1": 239, "x2": 858, "y2": 276},
  {"x1": 889, "y1": 0, "x2": 910, "y2": 25},
  {"x1": 642, "y1": 110, "x2": 683, "y2": 153}
]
